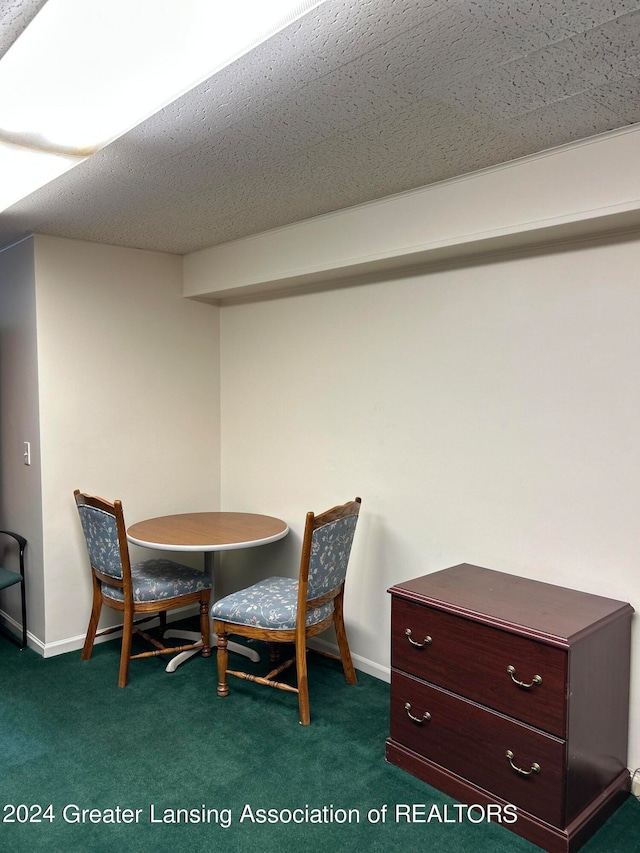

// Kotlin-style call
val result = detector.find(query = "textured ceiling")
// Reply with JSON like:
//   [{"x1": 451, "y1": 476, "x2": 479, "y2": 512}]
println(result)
[{"x1": 1, "y1": 0, "x2": 639, "y2": 255}]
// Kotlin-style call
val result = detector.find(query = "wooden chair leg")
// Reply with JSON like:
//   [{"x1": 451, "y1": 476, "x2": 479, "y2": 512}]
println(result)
[
  {"x1": 118, "y1": 606, "x2": 134, "y2": 688},
  {"x1": 268, "y1": 642, "x2": 281, "y2": 664},
  {"x1": 334, "y1": 591, "x2": 357, "y2": 684},
  {"x1": 81, "y1": 578, "x2": 103, "y2": 661},
  {"x1": 216, "y1": 631, "x2": 229, "y2": 697},
  {"x1": 200, "y1": 596, "x2": 211, "y2": 658},
  {"x1": 159, "y1": 610, "x2": 167, "y2": 633},
  {"x1": 296, "y1": 636, "x2": 310, "y2": 726}
]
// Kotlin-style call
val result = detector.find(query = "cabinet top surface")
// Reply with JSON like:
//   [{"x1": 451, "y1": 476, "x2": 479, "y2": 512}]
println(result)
[{"x1": 389, "y1": 564, "x2": 633, "y2": 643}]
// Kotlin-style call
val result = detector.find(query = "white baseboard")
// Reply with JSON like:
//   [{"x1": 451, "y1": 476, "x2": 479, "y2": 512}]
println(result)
[
  {"x1": 42, "y1": 606, "x2": 202, "y2": 657},
  {"x1": 0, "y1": 609, "x2": 33, "y2": 650},
  {"x1": 1, "y1": 605, "x2": 198, "y2": 658},
  {"x1": 42, "y1": 626, "x2": 130, "y2": 658},
  {"x1": 307, "y1": 635, "x2": 390, "y2": 683}
]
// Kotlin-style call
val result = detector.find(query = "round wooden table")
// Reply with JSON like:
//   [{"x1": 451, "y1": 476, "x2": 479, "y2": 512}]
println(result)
[{"x1": 127, "y1": 511, "x2": 289, "y2": 670}]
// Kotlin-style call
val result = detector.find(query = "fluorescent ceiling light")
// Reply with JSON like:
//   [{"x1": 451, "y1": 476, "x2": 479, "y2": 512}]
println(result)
[
  {"x1": 0, "y1": 0, "x2": 327, "y2": 213},
  {"x1": 0, "y1": 144, "x2": 82, "y2": 214}
]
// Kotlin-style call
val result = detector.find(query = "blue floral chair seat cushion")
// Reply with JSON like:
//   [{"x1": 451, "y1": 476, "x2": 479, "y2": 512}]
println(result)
[
  {"x1": 101, "y1": 559, "x2": 212, "y2": 603},
  {"x1": 211, "y1": 577, "x2": 334, "y2": 630}
]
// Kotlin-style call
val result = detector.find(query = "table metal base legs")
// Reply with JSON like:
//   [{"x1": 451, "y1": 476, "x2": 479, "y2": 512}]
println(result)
[
  {"x1": 163, "y1": 551, "x2": 261, "y2": 671},
  {"x1": 163, "y1": 629, "x2": 260, "y2": 670}
]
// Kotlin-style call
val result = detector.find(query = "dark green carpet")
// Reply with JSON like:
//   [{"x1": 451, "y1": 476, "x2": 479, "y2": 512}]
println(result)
[{"x1": 1, "y1": 624, "x2": 638, "y2": 852}]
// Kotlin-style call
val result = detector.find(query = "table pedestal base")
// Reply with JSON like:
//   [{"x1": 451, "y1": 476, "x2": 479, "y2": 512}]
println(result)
[
  {"x1": 163, "y1": 628, "x2": 260, "y2": 671},
  {"x1": 164, "y1": 549, "x2": 261, "y2": 670}
]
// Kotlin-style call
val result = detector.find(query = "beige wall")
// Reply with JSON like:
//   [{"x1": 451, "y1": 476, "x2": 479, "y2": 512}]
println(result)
[
  {"x1": 1, "y1": 235, "x2": 221, "y2": 652},
  {"x1": 218, "y1": 233, "x2": 640, "y2": 770},
  {"x1": 0, "y1": 237, "x2": 44, "y2": 640}
]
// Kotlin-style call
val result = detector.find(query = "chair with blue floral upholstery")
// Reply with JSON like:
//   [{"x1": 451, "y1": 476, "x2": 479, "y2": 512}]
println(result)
[
  {"x1": 213, "y1": 497, "x2": 361, "y2": 725},
  {"x1": 0, "y1": 530, "x2": 28, "y2": 649},
  {"x1": 74, "y1": 490, "x2": 212, "y2": 687}
]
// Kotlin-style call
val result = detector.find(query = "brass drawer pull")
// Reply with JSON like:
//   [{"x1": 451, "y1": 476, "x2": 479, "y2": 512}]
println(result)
[
  {"x1": 506, "y1": 749, "x2": 540, "y2": 776},
  {"x1": 507, "y1": 665, "x2": 542, "y2": 689},
  {"x1": 405, "y1": 628, "x2": 432, "y2": 648},
  {"x1": 404, "y1": 702, "x2": 431, "y2": 724}
]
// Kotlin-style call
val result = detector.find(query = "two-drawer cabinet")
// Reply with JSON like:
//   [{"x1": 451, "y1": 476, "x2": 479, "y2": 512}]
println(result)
[{"x1": 386, "y1": 564, "x2": 634, "y2": 853}]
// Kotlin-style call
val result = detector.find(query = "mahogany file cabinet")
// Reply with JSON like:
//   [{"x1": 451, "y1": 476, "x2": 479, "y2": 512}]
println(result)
[{"x1": 386, "y1": 564, "x2": 633, "y2": 853}]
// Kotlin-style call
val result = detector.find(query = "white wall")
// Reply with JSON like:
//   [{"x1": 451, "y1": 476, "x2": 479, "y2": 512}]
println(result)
[
  {"x1": 0, "y1": 237, "x2": 44, "y2": 640},
  {"x1": 217, "y1": 233, "x2": 640, "y2": 770},
  {"x1": 32, "y1": 236, "x2": 221, "y2": 651}
]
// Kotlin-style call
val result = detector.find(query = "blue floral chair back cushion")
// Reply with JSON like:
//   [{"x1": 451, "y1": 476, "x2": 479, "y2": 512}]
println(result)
[
  {"x1": 77, "y1": 504, "x2": 123, "y2": 580},
  {"x1": 307, "y1": 514, "x2": 358, "y2": 601}
]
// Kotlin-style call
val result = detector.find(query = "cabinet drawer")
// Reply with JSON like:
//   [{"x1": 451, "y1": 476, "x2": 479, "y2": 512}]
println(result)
[
  {"x1": 391, "y1": 597, "x2": 567, "y2": 736},
  {"x1": 391, "y1": 670, "x2": 566, "y2": 827}
]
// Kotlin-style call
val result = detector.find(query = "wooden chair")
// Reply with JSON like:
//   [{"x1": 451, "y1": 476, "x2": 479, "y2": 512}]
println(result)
[
  {"x1": 213, "y1": 497, "x2": 361, "y2": 725},
  {"x1": 0, "y1": 530, "x2": 28, "y2": 649},
  {"x1": 74, "y1": 491, "x2": 212, "y2": 686}
]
